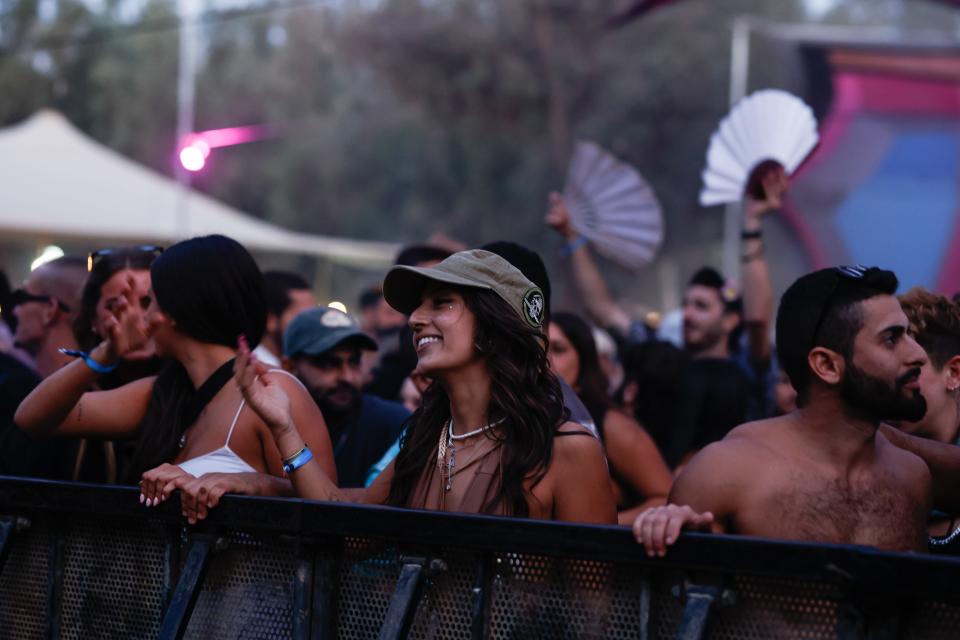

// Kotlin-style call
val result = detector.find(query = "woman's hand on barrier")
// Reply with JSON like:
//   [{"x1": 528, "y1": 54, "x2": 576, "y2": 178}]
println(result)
[
  {"x1": 235, "y1": 336, "x2": 295, "y2": 439},
  {"x1": 140, "y1": 463, "x2": 195, "y2": 507},
  {"x1": 178, "y1": 472, "x2": 262, "y2": 525},
  {"x1": 98, "y1": 275, "x2": 150, "y2": 362},
  {"x1": 632, "y1": 504, "x2": 714, "y2": 557}
]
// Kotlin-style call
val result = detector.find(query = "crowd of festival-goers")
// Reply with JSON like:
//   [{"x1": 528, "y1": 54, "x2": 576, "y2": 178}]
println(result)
[{"x1": 3, "y1": 169, "x2": 960, "y2": 557}]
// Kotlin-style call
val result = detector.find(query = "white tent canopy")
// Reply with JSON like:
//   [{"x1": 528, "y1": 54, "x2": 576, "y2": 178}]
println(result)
[{"x1": 0, "y1": 110, "x2": 398, "y2": 268}]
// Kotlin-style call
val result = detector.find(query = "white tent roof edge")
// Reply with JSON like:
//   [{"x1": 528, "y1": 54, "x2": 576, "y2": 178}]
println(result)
[{"x1": 0, "y1": 110, "x2": 400, "y2": 269}]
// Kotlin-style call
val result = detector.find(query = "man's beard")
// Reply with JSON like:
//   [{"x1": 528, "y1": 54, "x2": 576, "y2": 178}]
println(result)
[
  {"x1": 841, "y1": 361, "x2": 926, "y2": 423},
  {"x1": 310, "y1": 383, "x2": 361, "y2": 419},
  {"x1": 683, "y1": 322, "x2": 725, "y2": 355}
]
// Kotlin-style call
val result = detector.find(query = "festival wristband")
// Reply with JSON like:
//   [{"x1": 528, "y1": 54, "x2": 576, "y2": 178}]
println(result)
[
  {"x1": 282, "y1": 445, "x2": 313, "y2": 474},
  {"x1": 560, "y1": 235, "x2": 589, "y2": 257},
  {"x1": 59, "y1": 348, "x2": 119, "y2": 374}
]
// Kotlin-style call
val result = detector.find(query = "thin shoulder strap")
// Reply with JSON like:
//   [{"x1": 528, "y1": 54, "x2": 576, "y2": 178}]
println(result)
[
  {"x1": 266, "y1": 368, "x2": 309, "y2": 392},
  {"x1": 224, "y1": 400, "x2": 246, "y2": 446},
  {"x1": 224, "y1": 368, "x2": 305, "y2": 447}
]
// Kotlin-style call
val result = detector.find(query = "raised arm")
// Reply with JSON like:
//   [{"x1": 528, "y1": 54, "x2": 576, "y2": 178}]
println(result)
[
  {"x1": 15, "y1": 282, "x2": 153, "y2": 437},
  {"x1": 257, "y1": 371, "x2": 337, "y2": 482},
  {"x1": 545, "y1": 193, "x2": 631, "y2": 336},
  {"x1": 236, "y1": 337, "x2": 384, "y2": 504},
  {"x1": 740, "y1": 169, "x2": 786, "y2": 364}
]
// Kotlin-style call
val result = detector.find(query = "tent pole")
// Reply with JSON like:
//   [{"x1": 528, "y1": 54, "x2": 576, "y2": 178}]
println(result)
[
  {"x1": 722, "y1": 17, "x2": 751, "y2": 281},
  {"x1": 174, "y1": 0, "x2": 201, "y2": 240}
]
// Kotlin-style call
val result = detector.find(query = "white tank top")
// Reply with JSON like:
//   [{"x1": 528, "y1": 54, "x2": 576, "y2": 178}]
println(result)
[{"x1": 177, "y1": 400, "x2": 258, "y2": 477}]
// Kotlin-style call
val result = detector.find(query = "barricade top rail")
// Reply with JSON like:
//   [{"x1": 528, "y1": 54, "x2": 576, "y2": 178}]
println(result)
[{"x1": 1, "y1": 475, "x2": 958, "y2": 604}]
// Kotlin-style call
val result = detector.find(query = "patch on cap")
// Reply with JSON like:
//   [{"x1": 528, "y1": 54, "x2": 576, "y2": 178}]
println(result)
[
  {"x1": 321, "y1": 309, "x2": 353, "y2": 328},
  {"x1": 522, "y1": 287, "x2": 545, "y2": 328}
]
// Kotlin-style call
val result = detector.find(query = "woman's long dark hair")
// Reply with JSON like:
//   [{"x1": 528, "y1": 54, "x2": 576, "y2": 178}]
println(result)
[
  {"x1": 386, "y1": 289, "x2": 568, "y2": 517},
  {"x1": 617, "y1": 341, "x2": 687, "y2": 461},
  {"x1": 124, "y1": 235, "x2": 267, "y2": 482},
  {"x1": 550, "y1": 312, "x2": 610, "y2": 435}
]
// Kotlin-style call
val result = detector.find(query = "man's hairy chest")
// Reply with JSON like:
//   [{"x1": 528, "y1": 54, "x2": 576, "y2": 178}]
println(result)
[{"x1": 735, "y1": 470, "x2": 928, "y2": 551}]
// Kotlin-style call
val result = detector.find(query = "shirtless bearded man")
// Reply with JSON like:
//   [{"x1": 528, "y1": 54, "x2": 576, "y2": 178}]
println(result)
[{"x1": 634, "y1": 266, "x2": 933, "y2": 554}]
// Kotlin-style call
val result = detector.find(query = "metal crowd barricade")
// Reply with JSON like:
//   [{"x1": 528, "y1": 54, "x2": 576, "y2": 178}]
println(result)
[{"x1": 0, "y1": 476, "x2": 958, "y2": 639}]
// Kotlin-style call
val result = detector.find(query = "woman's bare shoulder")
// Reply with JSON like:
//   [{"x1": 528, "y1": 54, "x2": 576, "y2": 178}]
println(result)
[{"x1": 553, "y1": 421, "x2": 603, "y2": 460}]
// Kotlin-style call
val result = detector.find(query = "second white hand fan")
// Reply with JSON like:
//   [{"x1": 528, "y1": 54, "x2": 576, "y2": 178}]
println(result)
[
  {"x1": 563, "y1": 140, "x2": 664, "y2": 270},
  {"x1": 699, "y1": 89, "x2": 819, "y2": 207}
]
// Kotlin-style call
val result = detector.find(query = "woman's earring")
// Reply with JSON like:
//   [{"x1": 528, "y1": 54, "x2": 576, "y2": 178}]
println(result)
[{"x1": 474, "y1": 341, "x2": 484, "y2": 352}]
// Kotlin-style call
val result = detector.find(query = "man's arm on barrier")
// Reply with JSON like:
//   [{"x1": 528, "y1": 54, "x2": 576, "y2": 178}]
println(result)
[
  {"x1": 881, "y1": 424, "x2": 960, "y2": 514},
  {"x1": 632, "y1": 441, "x2": 741, "y2": 556}
]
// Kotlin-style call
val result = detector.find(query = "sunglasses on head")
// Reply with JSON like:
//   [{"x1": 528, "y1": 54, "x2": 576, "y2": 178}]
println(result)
[
  {"x1": 809, "y1": 265, "x2": 869, "y2": 349},
  {"x1": 8, "y1": 289, "x2": 71, "y2": 312},
  {"x1": 87, "y1": 245, "x2": 164, "y2": 272}
]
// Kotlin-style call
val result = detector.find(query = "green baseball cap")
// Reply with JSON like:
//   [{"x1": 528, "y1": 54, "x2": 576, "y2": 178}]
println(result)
[
  {"x1": 383, "y1": 249, "x2": 546, "y2": 329},
  {"x1": 283, "y1": 307, "x2": 378, "y2": 357}
]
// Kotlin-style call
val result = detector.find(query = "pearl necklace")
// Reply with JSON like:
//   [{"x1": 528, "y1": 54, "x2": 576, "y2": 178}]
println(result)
[{"x1": 436, "y1": 417, "x2": 506, "y2": 491}]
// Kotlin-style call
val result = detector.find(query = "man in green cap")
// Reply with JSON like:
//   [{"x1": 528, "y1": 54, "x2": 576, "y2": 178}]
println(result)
[{"x1": 283, "y1": 307, "x2": 409, "y2": 488}]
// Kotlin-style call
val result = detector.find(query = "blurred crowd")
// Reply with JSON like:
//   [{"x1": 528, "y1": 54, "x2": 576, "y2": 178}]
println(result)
[{"x1": 2, "y1": 169, "x2": 959, "y2": 557}]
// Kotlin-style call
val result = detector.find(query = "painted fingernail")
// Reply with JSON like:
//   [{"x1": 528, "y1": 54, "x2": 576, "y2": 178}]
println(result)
[{"x1": 139, "y1": 493, "x2": 145, "y2": 504}]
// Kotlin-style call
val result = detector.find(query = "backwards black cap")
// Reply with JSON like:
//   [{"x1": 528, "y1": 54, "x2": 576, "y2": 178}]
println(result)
[{"x1": 776, "y1": 265, "x2": 898, "y2": 400}]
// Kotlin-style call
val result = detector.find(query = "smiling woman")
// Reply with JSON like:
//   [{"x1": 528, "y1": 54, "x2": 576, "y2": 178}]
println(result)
[{"x1": 237, "y1": 249, "x2": 616, "y2": 524}]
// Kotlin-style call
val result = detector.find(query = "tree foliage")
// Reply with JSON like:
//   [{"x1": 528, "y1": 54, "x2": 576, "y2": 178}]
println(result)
[{"x1": 1, "y1": 0, "x2": 957, "y2": 305}]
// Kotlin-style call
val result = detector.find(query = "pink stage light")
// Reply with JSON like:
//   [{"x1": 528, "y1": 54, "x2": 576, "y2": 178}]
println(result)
[
  {"x1": 179, "y1": 145, "x2": 207, "y2": 172},
  {"x1": 178, "y1": 122, "x2": 280, "y2": 172}
]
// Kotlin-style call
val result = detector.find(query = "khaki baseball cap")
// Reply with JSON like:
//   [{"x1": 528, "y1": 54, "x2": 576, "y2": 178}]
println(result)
[{"x1": 383, "y1": 249, "x2": 546, "y2": 329}]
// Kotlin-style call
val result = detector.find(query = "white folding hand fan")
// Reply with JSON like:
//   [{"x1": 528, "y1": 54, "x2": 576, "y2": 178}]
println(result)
[
  {"x1": 699, "y1": 89, "x2": 819, "y2": 207},
  {"x1": 563, "y1": 140, "x2": 664, "y2": 270}
]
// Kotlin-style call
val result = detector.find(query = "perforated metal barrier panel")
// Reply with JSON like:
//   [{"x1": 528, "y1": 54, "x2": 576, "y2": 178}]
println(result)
[
  {"x1": 60, "y1": 516, "x2": 167, "y2": 640},
  {"x1": 1, "y1": 479, "x2": 960, "y2": 640},
  {"x1": 183, "y1": 530, "x2": 299, "y2": 640},
  {"x1": 0, "y1": 520, "x2": 51, "y2": 639}
]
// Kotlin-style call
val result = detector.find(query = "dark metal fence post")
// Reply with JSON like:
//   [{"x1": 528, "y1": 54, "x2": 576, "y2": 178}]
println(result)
[
  {"x1": 157, "y1": 534, "x2": 221, "y2": 640},
  {"x1": 673, "y1": 578, "x2": 734, "y2": 640},
  {"x1": 470, "y1": 553, "x2": 493, "y2": 640},
  {"x1": 310, "y1": 539, "x2": 341, "y2": 640},
  {"x1": 377, "y1": 556, "x2": 445, "y2": 640},
  {"x1": 0, "y1": 516, "x2": 17, "y2": 576},
  {"x1": 292, "y1": 541, "x2": 313, "y2": 640}
]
